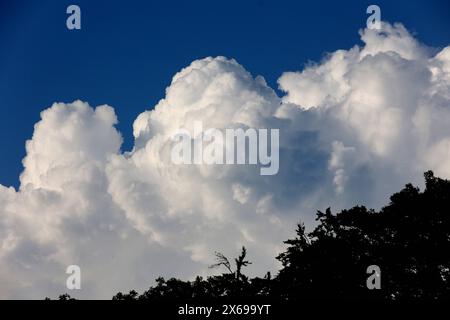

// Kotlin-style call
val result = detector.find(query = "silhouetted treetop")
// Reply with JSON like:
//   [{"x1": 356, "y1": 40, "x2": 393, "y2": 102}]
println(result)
[{"x1": 56, "y1": 171, "x2": 450, "y2": 301}]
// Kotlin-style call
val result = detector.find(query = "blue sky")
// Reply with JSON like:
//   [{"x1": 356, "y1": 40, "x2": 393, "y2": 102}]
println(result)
[{"x1": 0, "y1": 0, "x2": 449, "y2": 188}]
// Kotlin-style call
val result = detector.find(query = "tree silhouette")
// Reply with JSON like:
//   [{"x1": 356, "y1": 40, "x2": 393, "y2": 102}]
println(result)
[
  {"x1": 210, "y1": 252, "x2": 233, "y2": 274},
  {"x1": 275, "y1": 171, "x2": 450, "y2": 300},
  {"x1": 112, "y1": 246, "x2": 265, "y2": 301},
  {"x1": 52, "y1": 171, "x2": 450, "y2": 301},
  {"x1": 210, "y1": 247, "x2": 252, "y2": 282}
]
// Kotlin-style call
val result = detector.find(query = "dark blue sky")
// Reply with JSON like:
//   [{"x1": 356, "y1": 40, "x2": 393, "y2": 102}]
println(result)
[{"x1": 0, "y1": 0, "x2": 449, "y2": 188}]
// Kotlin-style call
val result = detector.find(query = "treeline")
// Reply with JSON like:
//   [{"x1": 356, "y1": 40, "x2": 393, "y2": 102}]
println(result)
[{"x1": 56, "y1": 171, "x2": 450, "y2": 300}]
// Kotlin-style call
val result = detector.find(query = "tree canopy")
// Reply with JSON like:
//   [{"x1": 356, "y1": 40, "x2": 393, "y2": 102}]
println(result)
[{"x1": 54, "y1": 171, "x2": 450, "y2": 300}]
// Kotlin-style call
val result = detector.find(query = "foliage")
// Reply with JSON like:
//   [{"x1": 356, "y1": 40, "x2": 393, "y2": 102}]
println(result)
[{"x1": 53, "y1": 171, "x2": 450, "y2": 300}]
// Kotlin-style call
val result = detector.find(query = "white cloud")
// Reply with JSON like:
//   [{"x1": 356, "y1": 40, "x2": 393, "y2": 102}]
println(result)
[{"x1": 0, "y1": 22, "x2": 449, "y2": 299}]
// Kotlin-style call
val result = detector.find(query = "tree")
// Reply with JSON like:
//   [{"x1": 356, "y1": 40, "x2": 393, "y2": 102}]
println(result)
[
  {"x1": 54, "y1": 171, "x2": 450, "y2": 301},
  {"x1": 113, "y1": 247, "x2": 262, "y2": 301},
  {"x1": 275, "y1": 171, "x2": 450, "y2": 300},
  {"x1": 210, "y1": 246, "x2": 252, "y2": 281}
]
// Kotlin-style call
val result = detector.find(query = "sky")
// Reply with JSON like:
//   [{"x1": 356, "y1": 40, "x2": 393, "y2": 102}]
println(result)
[
  {"x1": 0, "y1": 0, "x2": 449, "y2": 188},
  {"x1": 0, "y1": 0, "x2": 449, "y2": 299}
]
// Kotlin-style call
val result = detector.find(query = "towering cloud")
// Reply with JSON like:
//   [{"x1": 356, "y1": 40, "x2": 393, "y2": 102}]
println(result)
[{"x1": 0, "y1": 22, "x2": 449, "y2": 299}]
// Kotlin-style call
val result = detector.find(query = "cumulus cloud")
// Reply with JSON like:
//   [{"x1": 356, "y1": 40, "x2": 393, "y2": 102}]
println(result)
[{"x1": 0, "y1": 22, "x2": 449, "y2": 299}]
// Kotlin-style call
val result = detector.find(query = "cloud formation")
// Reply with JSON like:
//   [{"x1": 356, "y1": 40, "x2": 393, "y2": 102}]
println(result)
[{"x1": 0, "y1": 22, "x2": 449, "y2": 299}]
